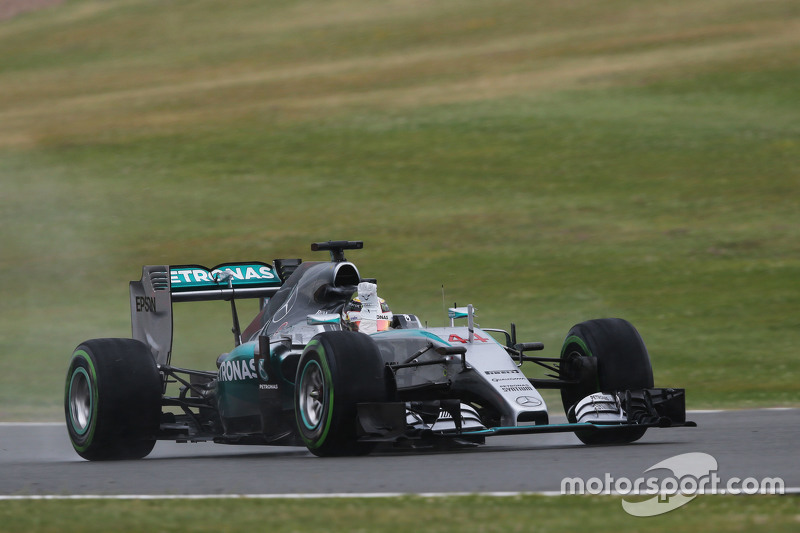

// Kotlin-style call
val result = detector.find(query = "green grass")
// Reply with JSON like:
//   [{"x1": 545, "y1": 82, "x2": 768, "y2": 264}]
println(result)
[
  {"x1": 0, "y1": 495, "x2": 798, "y2": 532},
  {"x1": 1, "y1": 0, "x2": 799, "y2": 420}
]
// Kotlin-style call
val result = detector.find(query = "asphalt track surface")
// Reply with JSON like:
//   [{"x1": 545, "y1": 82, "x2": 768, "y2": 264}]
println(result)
[{"x1": 1, "y1": 409, "x2": 797, "y2": 497}]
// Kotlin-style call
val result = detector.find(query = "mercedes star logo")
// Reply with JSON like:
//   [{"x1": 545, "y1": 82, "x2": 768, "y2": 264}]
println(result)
[{"x1": 516, "y1": 396, "x2": 542, "y2": 407}]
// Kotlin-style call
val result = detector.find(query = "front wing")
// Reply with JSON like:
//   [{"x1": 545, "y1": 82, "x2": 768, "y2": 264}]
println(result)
[{"x1": 356, "y1": 388, "x2": 694, "y2": 442}]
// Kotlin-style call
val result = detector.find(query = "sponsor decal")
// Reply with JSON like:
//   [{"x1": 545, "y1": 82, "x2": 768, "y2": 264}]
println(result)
[
  {"x1": 170, "y1": 263, "x2": 279, "y2": 291},
  {"x1": 516, "y1": 395, "x2": 542, "y2": 407},
  {"x1": 135, "y1": 295, "x2": 157, "y2": 313},
  {"x1": 485, "y1": 369, "x2": 521, "y2": 375},
  {"x1": 218, "y1": 358, "x2": 258, "y2": 382},
  {"x1": 259, "y1": 384, "x2": 279, "y2": 390},
  {"x1": 492, "y1": 377, "x2": 528, "y2": 382},
  {"x1": 500, "y1": 384, "x2": 534, "y2": 392}
]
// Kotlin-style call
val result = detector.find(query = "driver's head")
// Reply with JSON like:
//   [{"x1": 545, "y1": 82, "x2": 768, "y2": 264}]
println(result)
[{"x1": 344, "y1": 282, "x2": 392, "y2": 333}]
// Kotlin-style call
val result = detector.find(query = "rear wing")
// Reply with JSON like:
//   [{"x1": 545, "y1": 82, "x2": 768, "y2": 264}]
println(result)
[{"x1": 130, "y1": 262, "x2": 283, "y2": 366}]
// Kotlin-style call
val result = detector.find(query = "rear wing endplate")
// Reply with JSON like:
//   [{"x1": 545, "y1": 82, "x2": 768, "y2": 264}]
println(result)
[{"x1": 130, "y1": 263, "x2": 282, "y2": 365}]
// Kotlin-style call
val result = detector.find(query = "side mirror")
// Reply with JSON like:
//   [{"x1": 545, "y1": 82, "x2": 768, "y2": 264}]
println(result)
[
  {"x1": 307, "y1": 313, "x2": 342, "y2": 326},
  {"x1": 435, "y1": 345, "x2": 467, "y2": 356}
]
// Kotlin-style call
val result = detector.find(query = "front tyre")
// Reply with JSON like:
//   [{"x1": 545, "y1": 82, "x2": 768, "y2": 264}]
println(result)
[
  {"x1": 294, "y1": 331, "x2": 388, "y2": 457},
  {"x1": 65, "y1": 338, "x2": 162, "y2": 460},
  {"x1": 560, "y1": 318, "x2": 653, "y2": 445}
]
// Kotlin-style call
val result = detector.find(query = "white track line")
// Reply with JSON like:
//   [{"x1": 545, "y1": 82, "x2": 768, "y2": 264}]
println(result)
[{"x1": 1, "y1": 489, "x2": 798, "y2": 501}]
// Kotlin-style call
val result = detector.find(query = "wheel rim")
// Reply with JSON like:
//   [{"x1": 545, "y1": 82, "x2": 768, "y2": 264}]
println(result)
[
  {"x1": 299, "y1": 360, "x2": 324, "y2": 430},
  {"x1": 68, "y1": 367, "x2": 92, "y2": 435}
]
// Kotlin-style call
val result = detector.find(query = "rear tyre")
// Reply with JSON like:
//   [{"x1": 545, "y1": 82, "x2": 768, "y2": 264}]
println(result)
[
  {"x1": 559, "y1": 318, "x2": 653, "y2": 445},
  {"x1": 65, "y1": 338, "x2": 162, "y2": 460},
  {"x1": 294, "y1": 331, "x2": 388, "y2": 457}
]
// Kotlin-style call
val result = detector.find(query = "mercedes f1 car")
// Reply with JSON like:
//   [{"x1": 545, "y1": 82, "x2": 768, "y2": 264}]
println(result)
[{"x1": 65, "y1": 241, "x2": 694, "y2": 459}]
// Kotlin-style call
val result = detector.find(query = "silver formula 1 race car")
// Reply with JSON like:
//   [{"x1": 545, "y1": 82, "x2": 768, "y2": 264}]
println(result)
[{"x1": 65, "y1": 241, "x2": 694, "y2": 459}]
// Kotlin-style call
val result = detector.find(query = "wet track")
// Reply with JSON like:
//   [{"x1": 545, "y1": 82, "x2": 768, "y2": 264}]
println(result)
[{"x1": 1, "y1": 409, "x2": 798, "y2": 497}]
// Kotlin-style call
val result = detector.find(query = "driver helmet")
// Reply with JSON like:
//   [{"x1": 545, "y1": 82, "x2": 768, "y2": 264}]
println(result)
[{"x1": 344, "y1": 282, "x2": 393, "y2": 333}]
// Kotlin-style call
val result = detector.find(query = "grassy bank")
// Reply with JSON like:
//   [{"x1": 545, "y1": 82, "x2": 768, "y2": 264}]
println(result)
[{"x1": 0, "y1": 495, "x2": 798, "y2": 532}]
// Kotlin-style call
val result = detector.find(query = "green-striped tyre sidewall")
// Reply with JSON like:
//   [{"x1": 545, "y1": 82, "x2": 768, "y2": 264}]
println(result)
[
  {"x1": 65, "y1": 352, "x2": 98, "y2": 448},
  {"x1": 293, "y1": 331, "x2": 388, "y2": 457},
  {"x1": 64, "y1": 338, "x2": 162, "y2": 460},
  {"x1": 296, "y1": 341, "x2": 335, "y2": 447},
  {"x1": 559, "y1": 318, "x2": 653, "y2": 445}
]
